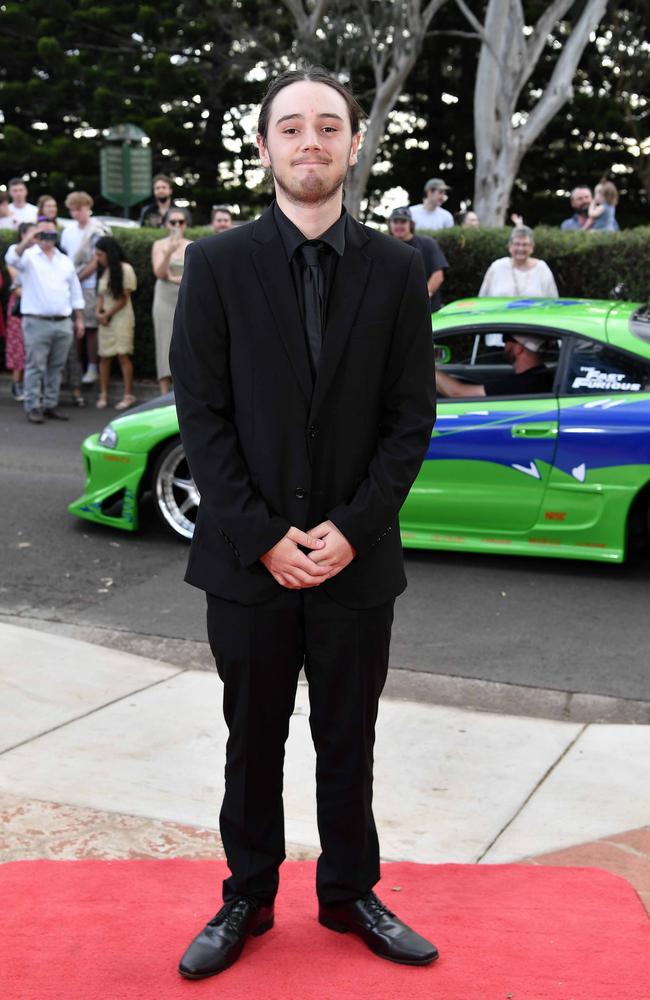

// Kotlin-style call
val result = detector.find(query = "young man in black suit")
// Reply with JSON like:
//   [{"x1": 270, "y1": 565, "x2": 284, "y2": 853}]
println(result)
[{"x1": 170, "y1": 66, "x2": 437, "y2": 980}]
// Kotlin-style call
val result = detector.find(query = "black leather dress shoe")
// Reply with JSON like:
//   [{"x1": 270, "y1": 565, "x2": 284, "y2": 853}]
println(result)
[
  {"x1": 178, "y1": 897, "x2": 274, "y2": 980},
  {"x1": 319, "y1": 892, "x2": 438, "y2": 965},
  {"x1": 43, "y1": 407, "x2": 69, "y2": 420}
]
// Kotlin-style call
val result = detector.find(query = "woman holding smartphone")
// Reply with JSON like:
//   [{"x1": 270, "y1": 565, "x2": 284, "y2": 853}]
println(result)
[{"x1": 151, "y1": 207, "x2": 192, "y2": 394}]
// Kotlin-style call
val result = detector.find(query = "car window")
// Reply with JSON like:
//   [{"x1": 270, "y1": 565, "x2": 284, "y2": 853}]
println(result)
[
  {"x1": 433, "y1": 330, "x2": 561, "y2": 368},
  {"x1": 563, "y1": 338, "x2": 650, "y2": 394},
  {"x1": 433, "y1": 331, "x2": 477, "y2": 365},
  {"x1": 433, "y1": 328, "x2": 561, "y2": 399}
]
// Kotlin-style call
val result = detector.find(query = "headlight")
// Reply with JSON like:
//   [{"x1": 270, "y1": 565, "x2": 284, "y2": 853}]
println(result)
[{"x1": 98, "y1": 424, "x2": 118, "y2": 449}]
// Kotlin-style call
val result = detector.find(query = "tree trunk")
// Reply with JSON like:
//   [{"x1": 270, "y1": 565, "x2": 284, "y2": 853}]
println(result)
[
  {"x1": 474, "y1": 148, "x2": 520, "y2": 228},
  {"x1": 344, "y1": 77, "x2": 408, "y2": 219},
  {"x1": 464, "y1": 0, "x2": 608, "y2": 226}
]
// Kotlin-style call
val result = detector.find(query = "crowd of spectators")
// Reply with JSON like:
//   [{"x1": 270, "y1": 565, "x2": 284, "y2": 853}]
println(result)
[
  {"x1": 0, "y1": 175, "x2": 238, "y2": 422},
  {"x1": 0, "y1": 169, "x2": 629, "y2": 421}
]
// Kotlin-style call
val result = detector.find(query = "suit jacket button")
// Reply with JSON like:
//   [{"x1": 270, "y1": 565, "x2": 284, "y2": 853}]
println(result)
[
  {"x1": 308, "y1": 424, "x2": 318, "y2": 439},
  {"x1": 294, "y1": 487, "x2": 307, "y2": 500}
]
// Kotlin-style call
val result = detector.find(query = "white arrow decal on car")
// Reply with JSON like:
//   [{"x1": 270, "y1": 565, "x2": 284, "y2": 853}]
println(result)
[{"x1": 512, "y1": 461, "x2": 541, "y2": 479}]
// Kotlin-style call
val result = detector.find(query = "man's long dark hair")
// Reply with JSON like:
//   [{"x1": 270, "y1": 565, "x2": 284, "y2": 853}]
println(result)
[
  {"x1": 257, "y1": 65, "x2": 365, "y2": 139},
  {"x1": 95, "y1": 236, "x2": 127, "y2": 298}
]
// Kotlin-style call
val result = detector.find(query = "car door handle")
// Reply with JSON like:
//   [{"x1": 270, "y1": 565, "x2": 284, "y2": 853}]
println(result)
[{"x1": 511, "y1": 423, "x2": 557, "y2": 438}]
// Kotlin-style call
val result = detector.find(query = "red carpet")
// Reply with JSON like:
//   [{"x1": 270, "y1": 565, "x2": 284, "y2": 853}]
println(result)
[{"x1": 1, "y1": 860, "x2": 649, "y2": 999}]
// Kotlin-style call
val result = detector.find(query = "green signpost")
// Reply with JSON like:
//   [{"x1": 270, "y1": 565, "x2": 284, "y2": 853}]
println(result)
[{"x1": 100, "y1": 124, "x2": 152, "y2": 218}]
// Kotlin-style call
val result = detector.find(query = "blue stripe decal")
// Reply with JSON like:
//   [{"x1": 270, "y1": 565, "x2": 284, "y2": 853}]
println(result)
[{"x1": 426, "y1": 395, "x2": 650, "y2": 474}]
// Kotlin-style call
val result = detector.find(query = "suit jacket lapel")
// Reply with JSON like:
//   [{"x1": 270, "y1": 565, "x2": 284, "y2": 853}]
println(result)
[
  {"x1": 251, "y1": 208, "x2": 313, "y2": 404},
  {"x1": 310, "y1": 216, "x2": 372, "y2": 420}
]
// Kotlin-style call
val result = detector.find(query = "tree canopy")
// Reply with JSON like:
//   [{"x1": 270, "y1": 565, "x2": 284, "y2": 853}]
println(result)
[{"x1": 0, "y1": 0, "x2": 647, "y2": 226}]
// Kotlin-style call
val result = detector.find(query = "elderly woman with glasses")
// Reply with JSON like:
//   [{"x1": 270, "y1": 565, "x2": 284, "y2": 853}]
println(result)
[
  {"x1": 151, "y1": 207, "x2": 193, "y2": 394},
  {"x1": 478, "y1": 225, "x2": 558, "y2": 298}
]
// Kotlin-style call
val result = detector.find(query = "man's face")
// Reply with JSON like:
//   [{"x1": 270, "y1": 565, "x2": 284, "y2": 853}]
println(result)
[
  {"x1": 212, "y1": 211, "x2": 232, "y2": 233},
  {"x1": 503, "y1": 338, "x2": 519, "y2": 365},
  {"x1": 154, "y1": 180, "x2": 173, "y2": 201},
  {"x1": 424, "y1": 187, "x2": 445, "y2": 208},
  {"x1": 388, "y1": 218, "x2": 412, "y2": 242},
  {"x1": 257, "y1": 80, "x2": 359, "y2": 207},
  {"x1": 70, "y1": 204, "x2": 91, "y2": 224},
  {"x1": 571, "y1": 187, "x2": 591, "y2": 213},
  {"x1": 10, "y1": 183, "x2": 27, "y2": 206}
]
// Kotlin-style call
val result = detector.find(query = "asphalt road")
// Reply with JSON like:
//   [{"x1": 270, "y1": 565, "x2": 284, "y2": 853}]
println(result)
[{"x1": 2, "y1": 382, "x2": 650, "y2": 707}]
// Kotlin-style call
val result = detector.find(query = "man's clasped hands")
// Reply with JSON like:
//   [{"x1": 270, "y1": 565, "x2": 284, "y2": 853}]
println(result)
[{"x1": 260, "y1": 522, "x2": 356, "y2": 590}]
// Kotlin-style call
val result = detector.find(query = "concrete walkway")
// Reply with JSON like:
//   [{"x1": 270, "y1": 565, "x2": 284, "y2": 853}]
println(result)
[{"x1": 1, "y1": 621, "x2": 649, "y2": 914}]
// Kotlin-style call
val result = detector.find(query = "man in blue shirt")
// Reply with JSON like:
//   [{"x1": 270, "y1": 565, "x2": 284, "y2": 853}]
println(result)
[{"x1": 560, "y1": 186, "x2": 592, "y2": 230}]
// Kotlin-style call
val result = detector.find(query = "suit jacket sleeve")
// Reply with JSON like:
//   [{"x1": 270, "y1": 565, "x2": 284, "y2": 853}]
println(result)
[
  {"x1": 326, "y1": 251, "x2": 436, "y2": 557},
  {"x1": 169, "y1": 241, "x2": 290, "y2": 567}
]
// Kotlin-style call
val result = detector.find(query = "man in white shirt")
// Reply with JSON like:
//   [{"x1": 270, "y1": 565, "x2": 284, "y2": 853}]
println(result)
[
  {"x1": 5, "y1": 221, "x2": 85, "y2": 423},
  {"x1": 7, "y1": 178, "x2": 38, "y2": 228},
  {"x1": 61, "y1": 191, "x2": 110, "y2": 385},
  {"x1": 409, "y1": 177, "x2": 454, "y2": 231}
]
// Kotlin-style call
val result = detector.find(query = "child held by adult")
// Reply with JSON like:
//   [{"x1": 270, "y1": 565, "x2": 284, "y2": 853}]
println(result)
[
  {"x1": 583, "y1": 179, "x2": 619, "y2": 232},
  {"x1": 94, "y1": 237, "x2": 137, "y2": 410}
]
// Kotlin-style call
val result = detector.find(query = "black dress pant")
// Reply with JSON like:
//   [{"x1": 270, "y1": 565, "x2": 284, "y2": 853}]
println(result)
[{"x1": 206, "y1": 587, "x2": 394, "y2": 906}]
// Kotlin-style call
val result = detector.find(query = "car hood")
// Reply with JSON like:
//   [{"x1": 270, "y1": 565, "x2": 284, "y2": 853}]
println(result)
[{"x1": 126, "y1": 392, "x2": 176, "y2": 417}]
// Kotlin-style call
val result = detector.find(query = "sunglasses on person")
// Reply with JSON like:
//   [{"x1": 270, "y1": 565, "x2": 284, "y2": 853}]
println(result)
[{"x1": 169, "y1": 218, "x2": 187, "y2": 227}]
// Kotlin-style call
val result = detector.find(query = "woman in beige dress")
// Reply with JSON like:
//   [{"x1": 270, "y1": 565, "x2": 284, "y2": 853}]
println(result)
[
  {"x1": 95, "y1": 237, "x2": 138, "y2": 410},
  {"x1": 151, "y1": 208, "x2": 192, "y2": 394}
]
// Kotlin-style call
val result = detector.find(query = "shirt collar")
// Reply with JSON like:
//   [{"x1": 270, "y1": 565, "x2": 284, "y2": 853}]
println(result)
[
  {"x1": 35, "y1": 243, "x2": 60, "y2": 259},
  {"x1": 273, "y1": 201, "x2": 347, "y2": 260}
]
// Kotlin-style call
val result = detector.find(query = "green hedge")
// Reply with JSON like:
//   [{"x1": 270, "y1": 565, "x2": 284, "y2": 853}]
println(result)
[
  {"x1": 3, "y1": 224, "x2": 650, "y2": 378},
  {"x1": 429, "y1": 226, "x2": 650, "y2": 304}
]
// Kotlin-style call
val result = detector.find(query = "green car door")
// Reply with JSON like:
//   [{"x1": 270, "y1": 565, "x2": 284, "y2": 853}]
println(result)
[{"x1": 401, "y1": 328, "x2": 560, "y2": 538}]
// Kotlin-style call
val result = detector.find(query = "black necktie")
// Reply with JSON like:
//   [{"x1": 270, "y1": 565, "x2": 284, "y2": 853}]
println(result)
[{"x1": 299, "y1": 242, "x2": 325, "y2": 373}]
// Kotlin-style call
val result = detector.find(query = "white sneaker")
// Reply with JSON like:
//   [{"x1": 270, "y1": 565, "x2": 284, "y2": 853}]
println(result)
[{"x1": 82, "y1": 367, "x2": 98, "y2": 384}]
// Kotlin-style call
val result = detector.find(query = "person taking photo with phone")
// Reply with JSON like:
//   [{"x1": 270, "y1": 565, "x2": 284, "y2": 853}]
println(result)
[{"x1": 5, "y1": 220, "x2": 84, "y2": 423}]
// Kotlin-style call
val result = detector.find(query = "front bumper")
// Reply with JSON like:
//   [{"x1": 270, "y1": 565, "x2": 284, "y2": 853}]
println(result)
[{"x1": 68, "y1": 433, "x2": 149, "y2": 532}]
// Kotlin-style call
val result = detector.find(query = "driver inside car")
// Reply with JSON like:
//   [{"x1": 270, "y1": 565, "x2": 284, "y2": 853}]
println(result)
[{"x1": 435, "y1": 333, "x2": 554, "y2": 397}]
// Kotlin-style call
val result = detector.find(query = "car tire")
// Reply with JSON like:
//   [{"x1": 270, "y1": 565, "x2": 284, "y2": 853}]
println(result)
[
  {"x1": 151, "y1": 437, "x2": 199, "y2": 540},
  {"x1": 625, "y1": 484, "x2": 650, "y2": 562}
]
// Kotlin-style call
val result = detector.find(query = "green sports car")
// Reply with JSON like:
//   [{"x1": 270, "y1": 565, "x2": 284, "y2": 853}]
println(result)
[{"x1": 69, "y1": 297, "x2": 650, "y2": 563}]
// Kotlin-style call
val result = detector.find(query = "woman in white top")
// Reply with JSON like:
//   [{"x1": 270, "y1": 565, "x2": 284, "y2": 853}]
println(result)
[{"x1": 479, "y1": 226, "x2": 558, "y2": 298}]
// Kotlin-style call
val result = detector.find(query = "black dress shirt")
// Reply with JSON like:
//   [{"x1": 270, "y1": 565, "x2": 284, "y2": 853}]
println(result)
[
  {"x1": 273, "y1": 201, "x2": 347, "y2": 375},
  {"x1": 484, "y1": 364, "x2": 554, "y2": 396}
]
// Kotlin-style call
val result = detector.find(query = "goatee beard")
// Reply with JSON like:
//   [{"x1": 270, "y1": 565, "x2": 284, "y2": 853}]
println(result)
[{"x1": 273, "y1": 166, "x2": 347, "y2": 207}]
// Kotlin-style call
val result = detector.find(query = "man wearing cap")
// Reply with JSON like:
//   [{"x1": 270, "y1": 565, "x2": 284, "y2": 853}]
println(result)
[
  {"x1": 409, "y1": 178, "x2": 454, "y2": 231},
  {"x1": 5, "y1": 220, "x2": 85, "y2": 423},
  {"x1": 435, "y1": 333, "x2": 553, "y2": 398},
  {"x1": 388, "y1": 207, "x2": 448, "y2": 312}
]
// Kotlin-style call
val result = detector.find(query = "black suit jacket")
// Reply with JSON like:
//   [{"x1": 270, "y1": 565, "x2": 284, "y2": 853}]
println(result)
[{"x1": 169, "y1": 205, "x2": 436, "y2": 608}]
